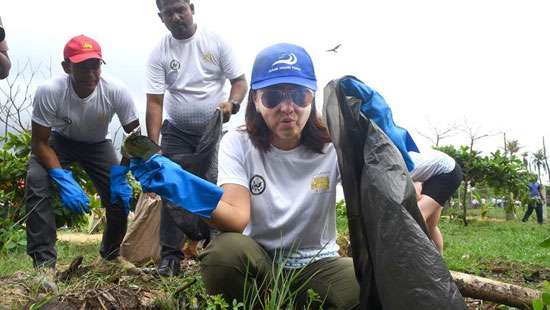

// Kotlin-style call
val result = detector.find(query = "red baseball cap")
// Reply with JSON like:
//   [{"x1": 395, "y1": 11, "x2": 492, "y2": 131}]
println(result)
[{"x1": 63, "y1": 35, "x2": 103, "y2": 63}]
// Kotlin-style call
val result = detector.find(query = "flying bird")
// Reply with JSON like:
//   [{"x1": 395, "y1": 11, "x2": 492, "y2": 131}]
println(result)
[{"x1": 326, "y1": 43, "x2": 342, "y2": 53}]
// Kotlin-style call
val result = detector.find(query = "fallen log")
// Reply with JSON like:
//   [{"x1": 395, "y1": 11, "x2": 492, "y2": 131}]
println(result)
[{"x1": 451, "y1": 271, "x2": 541, "y2": 309}]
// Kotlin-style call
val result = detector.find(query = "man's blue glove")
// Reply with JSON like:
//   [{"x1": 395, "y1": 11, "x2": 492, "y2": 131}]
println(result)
[
  {"x1": 48, "y1": 168, "x2": 90, "y2": 214},
  {"x1": 110, "y1": 165, "x2": 132, "y2": 216},
  {"x1": 130, "y1": 154, "x2": 223, "y2": 218}
]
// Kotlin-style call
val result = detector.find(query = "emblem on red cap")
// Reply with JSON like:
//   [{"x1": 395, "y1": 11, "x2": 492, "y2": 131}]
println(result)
[{"x1": 63, "y1": 35, "x2": 103, "y2": 63}]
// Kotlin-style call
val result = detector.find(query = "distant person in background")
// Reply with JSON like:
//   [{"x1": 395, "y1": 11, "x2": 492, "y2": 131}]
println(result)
[
  {"x1": 25, "y1": 35, "x2": 140, "y2": 269},
  {"x1": 0, "y1": 17, "x2": 11, "y2": 79},
  {"x1": 409, "y1": 149, "x2": 463, "y2": 253},
  {"x1": 522, "y1": 177, "x2": 545, "y2": 224},
  {"x1": 146, "y1": 0, "x2": 247, "y2": 276}
]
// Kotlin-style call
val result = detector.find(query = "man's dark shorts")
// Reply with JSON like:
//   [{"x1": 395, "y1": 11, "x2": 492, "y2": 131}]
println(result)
[{"x1": 421, "y1": 164, "x2": 463, "y2": 206}]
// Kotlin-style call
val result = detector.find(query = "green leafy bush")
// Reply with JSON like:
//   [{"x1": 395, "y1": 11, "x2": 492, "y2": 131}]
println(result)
[
  {"x1": 0, "y1": 131, "x2": 98, "y2": 234},
  {"x1": 0, "y1": 132, "x2": 32, "y2": 223},
  {"x1": 0, "y1": 217, "x2": 26, "y2": 254}
]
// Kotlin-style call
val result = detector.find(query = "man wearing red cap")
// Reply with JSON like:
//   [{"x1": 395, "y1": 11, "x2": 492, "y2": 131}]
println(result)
[
  {"x1": 0, "y1": 17, "x2": 11, "y2": 79},
  {"x1": 146, "y1": 0, "x2": 248, "y2": 276},
  {"x1": 24, "y1": 34, "x2": 140, "y2": 269}
]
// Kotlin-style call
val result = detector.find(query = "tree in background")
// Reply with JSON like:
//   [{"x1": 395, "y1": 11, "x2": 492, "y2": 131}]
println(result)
[
  {"x1": 521, "y1": 152, "x2": 530, "y2": 172},
  {"x1": 505, "y1": 139, "x2": 521, "y2": 158},
  {"x1": 416, "y1": 120, "x2": 458, "y2": 147},
  {"x1": 0, "y1": 60, "x2": 51, "y2": 136},
  {"x1": 482, "y1": 151, "x2": 531, "y2": 220},
  {"x1": 532, "y1": 149, "x2": 547, "y2": 183},
  {"x1": 436, "y1": 145, "x2": 485, "y2": 226},
  {"x1": 543, "y1": 137, "x2": 550, "y2": 184},
  {"x1": 437, "y1": 146, "x2": 531, "y2": 224},
  {"x1": 450, "y1": 122, "x2": 494, "y2": 226}
]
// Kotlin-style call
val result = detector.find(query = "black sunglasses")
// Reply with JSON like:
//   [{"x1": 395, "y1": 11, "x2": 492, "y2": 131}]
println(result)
[{"x1": 259, "y1": 86, "x2": 314, "y2": 109}]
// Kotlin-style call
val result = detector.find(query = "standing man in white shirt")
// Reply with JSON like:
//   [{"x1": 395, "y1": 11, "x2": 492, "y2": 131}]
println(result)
[
  {"x1": 25, "y1": 35, "x2": 140, "y2": 269},
  {"x1": 146, "y1": 0, "x2": 247, "y2": 276}
]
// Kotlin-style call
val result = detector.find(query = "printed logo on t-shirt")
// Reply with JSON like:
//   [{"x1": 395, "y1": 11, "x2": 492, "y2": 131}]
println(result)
[
  {"x1": 311, "y1": 174, "x2": 329, "y2": 193},
  {"x1": 169, "y1": 59, "x2": 181, "y2": 71},
  {"x1": 202, "y1": 52, "x2": 215, "y2": 64},
  {"x1": 249, "y1": 175, "x2": 266, "y2": 195}
]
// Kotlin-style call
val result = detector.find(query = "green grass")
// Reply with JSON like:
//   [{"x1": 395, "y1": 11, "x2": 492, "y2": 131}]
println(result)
[
  {"x1": 441, "y1": 218, "x2": 550, "y2": 272},
  {"x1": 453, "y1": 206, "x2": 509, "y2": 219},
  {"x1": 335, "y1": 205, "x2": 550, "y2": 287},
  {"x1": 0, "y1": 230, "x2": 204, "y2": 309},
  {"x1": 1, "y1": 206, "x2": 549, "y2": 307},
  {"x1": 0, "y1": 231, "x2": 326, "y2": 309},
  {"x1": 0, "y1": 230, "x2": 99, "y2": 277}
]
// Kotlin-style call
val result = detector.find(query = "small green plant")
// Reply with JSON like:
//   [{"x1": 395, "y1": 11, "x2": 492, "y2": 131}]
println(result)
[
  {"x1": 532, "y1": 280, "x2": 550, "y2": 310},
  {"x1": 238, "y1": 248, "x2": 326, "y2": 310},
  {"x1": 204, "y1": 294, "x2": 230, "y2": 310},
  {"x1": 0, "y1": 218, "x2": 26, "y2": 254},
  {"x1": 335, "y1": 199, "x2": 348, "y2": 233},
  {"x1": 335, "y1": 199, "x2": 346, "y2": 218},
  {"x1": 304, "y1": 289, "x2": 324, "y2": 309},
  {"x1": 471, "y1": 192, "x2": 491, "y2": 218}
]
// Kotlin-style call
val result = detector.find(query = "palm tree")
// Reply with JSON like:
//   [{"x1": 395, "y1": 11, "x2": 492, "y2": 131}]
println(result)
[
  {"x1": 532, "y1": 149, "x2": 547, "y2": 183},
  {"x1": 521, "y1": 152, "x2": 530, "y2": 172},
  {"x1": 506, "y1": 140, "x2": 521, "y2": 158}
]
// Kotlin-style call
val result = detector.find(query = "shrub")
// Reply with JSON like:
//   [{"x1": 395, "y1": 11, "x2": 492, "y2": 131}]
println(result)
[{"x1": 0, "y1": 131, "x2": 98, "y2": 234}]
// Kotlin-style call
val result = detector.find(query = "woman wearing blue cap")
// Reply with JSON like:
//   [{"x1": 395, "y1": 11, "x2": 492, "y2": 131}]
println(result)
[{"x1": 199, "y1": 43, "x2": 359, "y2": 308}]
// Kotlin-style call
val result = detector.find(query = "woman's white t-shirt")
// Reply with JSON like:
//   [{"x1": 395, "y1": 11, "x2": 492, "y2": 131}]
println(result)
[{"x1": 218, "y1": 130, "x2": 340, "y2": 268}]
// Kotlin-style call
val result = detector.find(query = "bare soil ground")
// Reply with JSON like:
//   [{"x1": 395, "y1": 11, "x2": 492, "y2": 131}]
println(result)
[
  {"x1": 56, "y1": 232, "x2": 102, "y2": 244},
  {"x1": 0, "y1": 257, "x2": 200, "y2": 309}
]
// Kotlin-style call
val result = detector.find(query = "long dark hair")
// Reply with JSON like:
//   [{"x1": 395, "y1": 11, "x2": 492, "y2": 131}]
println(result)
[{"x1": 244, "y1": 89, "x2": 331, "y2": 153}]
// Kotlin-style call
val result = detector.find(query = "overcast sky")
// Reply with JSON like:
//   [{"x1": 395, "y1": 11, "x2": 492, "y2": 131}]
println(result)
[{"x1": 2, "y1": 0, "x2": 549, "y2": 163}]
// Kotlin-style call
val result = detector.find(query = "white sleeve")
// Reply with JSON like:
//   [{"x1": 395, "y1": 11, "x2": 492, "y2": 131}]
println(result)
[
  {"x1": 31, "y1": 85, "x2": 56, "y2": 127},
  {"x1": 217, "y1": 131, "x2": 250, "y2": 189},
  {"x1": 217, "y1": 35, "x2": 243, "y2": 80},
  {"x1": 113, "y1": 83, "x2": 139, "y2": 126},
  {"x1": 145, "y1": 43, "x2": 166, "y2": 95}
]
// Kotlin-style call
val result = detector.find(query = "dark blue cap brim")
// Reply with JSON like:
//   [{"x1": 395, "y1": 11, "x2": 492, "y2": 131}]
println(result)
[{"x1": 251, "y1": 76, "x2": 317, "y2": 91}]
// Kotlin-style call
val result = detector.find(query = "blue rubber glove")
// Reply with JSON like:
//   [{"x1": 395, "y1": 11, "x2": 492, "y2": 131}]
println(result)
[
  {"x1": 110, "y1": 165, "x2": 132, "y2": 216},
  {"x1": 130, "y1": 154, "x2": 223, "y2": 218},
  {"x1": 48, "y1": 168, "x2": 90, "y2": 214}
]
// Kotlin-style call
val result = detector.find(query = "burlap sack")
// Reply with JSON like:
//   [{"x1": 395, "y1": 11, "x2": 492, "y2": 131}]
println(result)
[{"x1": 120, "y1": 193, "x2": 162, "y2": 265}]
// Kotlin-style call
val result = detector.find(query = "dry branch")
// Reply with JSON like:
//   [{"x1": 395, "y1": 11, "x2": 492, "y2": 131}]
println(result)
[{"x1": 451, "y1": 271, "x2": 540, "y2": 309}]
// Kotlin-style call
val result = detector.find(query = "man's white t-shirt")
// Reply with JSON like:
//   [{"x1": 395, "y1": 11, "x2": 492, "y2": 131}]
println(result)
[
  {"x1": 32, "y1": 75, "x2": 138, "y2": 143},
  {"x1": 218, "y1": 130, "x2": 340, "y2": 269},
  {"x1": 409, "y1": 149, "x2": 456, "y2": 182},
  {"x1": 146, "y1": 27, "x2": 243, "y2": 134}
]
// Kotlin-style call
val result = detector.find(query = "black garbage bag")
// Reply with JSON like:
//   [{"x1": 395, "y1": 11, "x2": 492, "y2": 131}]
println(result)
[{"x1": 323, "y1": 76, "x2": 466, "y2": 309}]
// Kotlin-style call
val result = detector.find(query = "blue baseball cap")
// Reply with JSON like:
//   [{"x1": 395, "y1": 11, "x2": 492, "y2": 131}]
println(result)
[{"x1": 251, "y1": 43, "x2": 317, "y2": 91}]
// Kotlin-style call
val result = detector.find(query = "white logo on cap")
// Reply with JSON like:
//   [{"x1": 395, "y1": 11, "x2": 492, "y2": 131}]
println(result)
[{"x1": 272, "y1": 53, "x2": 297, "y2": 66}]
